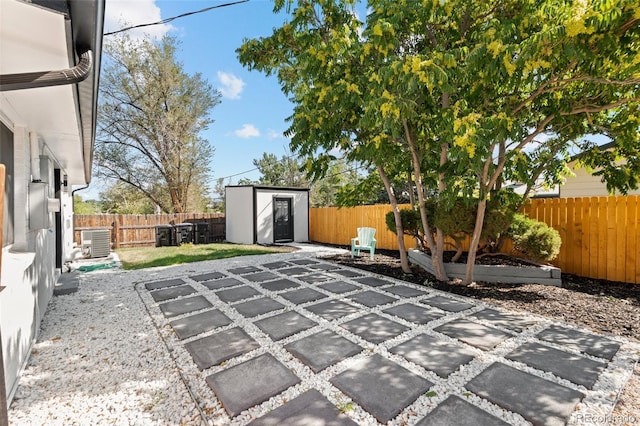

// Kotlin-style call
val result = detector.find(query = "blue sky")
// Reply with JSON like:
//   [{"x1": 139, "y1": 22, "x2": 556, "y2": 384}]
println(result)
[{"x1": 94, "y1": 0, "x2": 301, "y2": 197}]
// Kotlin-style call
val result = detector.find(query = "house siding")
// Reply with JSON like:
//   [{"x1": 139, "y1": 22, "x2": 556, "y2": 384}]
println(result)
[{"x1": 561, "y1": 165, "x2": 640, "y2": 198}]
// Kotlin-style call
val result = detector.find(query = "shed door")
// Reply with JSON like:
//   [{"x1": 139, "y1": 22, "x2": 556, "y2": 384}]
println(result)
[{"x1": 273, "y1": 197, "x2": 293, "y2": 242}]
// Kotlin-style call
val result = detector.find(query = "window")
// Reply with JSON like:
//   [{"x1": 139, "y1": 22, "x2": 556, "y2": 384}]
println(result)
[{"x1": 0, "y1": 122, "x2": 14, "y2": 247}]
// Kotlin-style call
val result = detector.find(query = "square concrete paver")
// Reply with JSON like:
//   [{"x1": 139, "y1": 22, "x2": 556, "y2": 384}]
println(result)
[
  {"x1": 185, "y1": 327, "x2": 259, "y2": 370},
  {"x1": 150, "y1": 284, "x2": 196, "y2": 302},
  {"x1": 466, "y1": 362, "x2": 584, "y2": 426},
  {"x1": 279, "y1": 267, "x2": 311, "y2": 276},
  {"x1": 254, "y1": 311, "x2": 317, "y2": 341},
  {"x1": 289, "y1": 259, "x2": 319, "y2": 265},
  {"x1": 422, "y1": 295, "x2": 474, "y2": 312},
  {"x1": 390, "y1": 333, "x2": 476, "y2": 377},
  {"x1": 216, "y1": 286, "x2": 261, "y2": 303},
  {"x1": 245, "y1": 271, "x2": 280, "y2": 282},
  {"x1": 537, "y1": 324, "x2": 621, "y2": 360},
  {"x1": 285, "y1": 330, "x2": 362, "y2": 372},
  {"x1": 305, "y1": 300, "x2": 360, "y2": 321},
  {"x1": 201, "y1": 277, "x2": 243, "y2": 290},
  {"x1": 472, "y1": 308, "x2": 537, "y2": 333},
  {"x1": 383, "y1": 303, "x2": 444, "y2": 325},
  {"x1": 381, "y1": 284, "x2": 428, "y2": 298},
  {"x1": 348, "y1": 290, "x2": 397, "y2": 308},
  {"x1": 206, "y1": 353, "x2": 301, "y2": 417},
  {"x1": 507, "y1": 341, "x2": 607, "y2": 388},
  {"x1": 434, "y1": 318, "x2": 512, "y2": 351},
  {"x1": 332, "y1": 269, "x2": 364, "y2": 278},
  {"x1": 341, "y1": 313, "x2": 408, "y2": 344},
  {"x1": 233, "y1": 297, "x2": 285, "y2": 318},
  {"x1": 280, "y1": 288, "x2": 328, "y2": 304},
  {"x1": 190, "y1": 271, "x2": 226, "y2": 282},
  {"x1": 248, "y1": 389, "x2": 357, "y2": 426},
  {"x1": 228, "y1": 266, "x2": 262, "y2": 275},
  {"x1": 353, "y1": 276, "x2": 390, "y2": 287},
  {"x1": 158, "y1": 295, "x2": 213, "y2": 318},
  {"x1": 308, "y1": 263, "x2": 341, "y2": 271},
  {"x1": 260, "y1": 278, "x2": 300, "y2": 292},
  {"x1": 318, "y1": 281, "x2": 360, "y2": 294},
  {"x1": 415, "y1": 395, "x2": 511, "y2": 426},
  {"x1": 169, "y1": 309, "x2": 232, "y2": 340},
  {"x1": 297, "y1": 273, "x2": 333, "y2": 284},
  {"x1": 330, "y1": 354, "x2": 432, "y2": 423},
  {"x1": 145, "y1": 278, "x2": 185, "y2": 291},
  {"x1": 262, "y1": 261, "x2": 292, "y2": 269}
]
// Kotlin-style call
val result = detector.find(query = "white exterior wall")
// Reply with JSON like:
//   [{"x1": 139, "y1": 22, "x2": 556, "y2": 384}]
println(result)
[
  {"x1": 225, "y1": 186, "x2": 254, "y2": 244},
  {"x1": 1, "y1": 114, "x2": 60, "y2": 402},
  {"x1": 255, "y1": 188, "x2": 308, "y2": 245},
  {"x1": 561, "y1": 163, "x2": 640, "y2": 198}
]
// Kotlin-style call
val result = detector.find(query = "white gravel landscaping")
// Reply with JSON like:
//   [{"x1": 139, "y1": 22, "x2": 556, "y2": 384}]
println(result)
[{"x1": 7, "y1": 244, "x2": 639, "y2": 426}]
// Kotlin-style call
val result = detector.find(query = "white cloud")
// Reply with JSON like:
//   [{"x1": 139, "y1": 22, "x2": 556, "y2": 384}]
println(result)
[
  {"x1": 217, "y1": 72, "x2": 245, "y2": 100},
  {"x1": 104, "y1": 0, "x2": 172, "y2": 40},
  {"x1": 235, "y1": 124, "x2": 260, "y2": 138},
  {"x1": 267, "y1": 129, "x2": 283, "y2": 140}
]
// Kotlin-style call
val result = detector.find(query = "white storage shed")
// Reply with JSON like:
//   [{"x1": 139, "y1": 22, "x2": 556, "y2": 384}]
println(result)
[{"x1": 225, "y1": 185, "x2": 309, "y2": 245}]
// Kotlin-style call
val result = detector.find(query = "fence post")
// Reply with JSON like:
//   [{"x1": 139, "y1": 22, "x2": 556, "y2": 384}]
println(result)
[{"x1": 112, "y1": 218, "x2": 120, "y2": 249}]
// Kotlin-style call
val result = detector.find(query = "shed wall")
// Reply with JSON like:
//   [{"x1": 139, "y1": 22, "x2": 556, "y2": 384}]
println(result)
[
  {"x1": 255, "y1": 189, "x2": 308, "y2": 244},
  {"x1": 225, "y1": 186, "x2": 254, "y2": 244}
]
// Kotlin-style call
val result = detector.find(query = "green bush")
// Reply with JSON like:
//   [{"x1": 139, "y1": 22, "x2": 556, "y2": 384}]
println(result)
[
  {"x1": 508, "y1": 214, "x2": 562, "y2": 261},
  {"x1": 385, "y1": 209, "x2": 422, "y2": 236}
]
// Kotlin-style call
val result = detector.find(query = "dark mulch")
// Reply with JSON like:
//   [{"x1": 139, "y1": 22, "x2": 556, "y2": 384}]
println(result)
[{"x1": 323, "y1": 248, "x2": 640, "y2": 341}]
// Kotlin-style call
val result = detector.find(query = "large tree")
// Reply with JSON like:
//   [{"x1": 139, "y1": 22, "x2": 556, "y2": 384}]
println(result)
[
  {"x1": 96, "y1": 35, "x2": 221, "y2": 213},
  {"x1": 239, "y1": 0, "x2": 639, "y2": 283}
]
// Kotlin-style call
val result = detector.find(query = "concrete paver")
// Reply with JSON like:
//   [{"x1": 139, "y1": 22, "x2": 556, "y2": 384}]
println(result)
[
  {"x1": 259, "y1": 278, "x2": 300, "y2": 291},
  {"x1": 466, "y1": 362, "x2": 584, "y2": 426},
  {"x1": 390, "y1": 333, "x2": 476, "y2": 378},
  {"x1": 201, "y1": 277, "x2": 243, "y2": 290},
  {"x1": 206, "y1": 353, "x2": 300, "y2": 417},
  {"x1": 330, "y1": 354, "x2": 432, "y2": 423},
  {"x1": 536, "y1": 324, "x2": 621, "y2": 360},
  {"x1": 254, "y1": 311, "x2": 317, "y2": 341},
  {"x1": 506, "y1": 341, "x2": 607, "y2": 388},
  {"x1": 158, "y1": 295, "x2": 213, "y2": 318},
  {"x1": 434, "y1": 318, "x2": 512, "y2": 351},
  {"x1": 340, "y1": 313, "x2": 408, "y2": 344},
  {"x1": 149, "y1": 284, "x2": 196, "y2": 302},
  {"x1": 285, "y1": 329, "x2": 363, "y2": 373},
  {"x1": 189, "y1": 271, "x2": 226, "y2": 282},
  {"x1": 216, "y1": 285, "x2": 261, "y2": 303},
  {"x1": 138, "y1": 250, "x2": 635, "y2": 425},
  {"x1": 185, "y1": 327, "x2": 259, "y2": 370},
  {"x1": 169, "y1": 309, "x2": 232, "y2": 340},
  {"x1": 247, "y1": 389, "x2": 358, "y2": 426},
  {"x1": 415, "y1": 395, "x2": 511, "y2": 426}
]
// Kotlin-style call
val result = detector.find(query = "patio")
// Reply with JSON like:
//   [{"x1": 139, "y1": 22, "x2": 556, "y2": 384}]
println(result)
[{"x1": 8, "y1": 245, "x2": 639, "y2": 425}]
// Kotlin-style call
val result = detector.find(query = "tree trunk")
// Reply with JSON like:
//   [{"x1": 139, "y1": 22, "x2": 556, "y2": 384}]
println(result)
[
  {"x1": 463, "y1": 197, "x2": 487, "y2": 285},
  {"x1": 402, "y1": 120, "x2": 448, "y2": 281},
  {"x1": 377, "y1": 164, "x2": 412, "y2": 273}
]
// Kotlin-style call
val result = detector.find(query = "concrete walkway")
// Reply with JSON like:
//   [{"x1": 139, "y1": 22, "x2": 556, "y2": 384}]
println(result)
[{"x1": 137, "y1": 245, "x2": 638, "y2": 426}]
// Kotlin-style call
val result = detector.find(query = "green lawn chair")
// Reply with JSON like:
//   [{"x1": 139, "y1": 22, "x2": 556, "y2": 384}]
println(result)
[{"x1": 351, "y1": 227, "x2": 377, "y2": 260}]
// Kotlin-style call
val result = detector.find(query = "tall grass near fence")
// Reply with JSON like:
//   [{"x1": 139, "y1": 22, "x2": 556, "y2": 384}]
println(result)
[{"x1": 309, "y1": 195, "x2": 640, "y2": 284}]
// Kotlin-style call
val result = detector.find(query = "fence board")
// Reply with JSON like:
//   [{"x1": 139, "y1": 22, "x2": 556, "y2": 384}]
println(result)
[
  {"x1": 309, "y1": 195, "x2": 640, "y2": 284},
  {"x1": 74, "y1": 213, "x2": 226, "y2": 248}
]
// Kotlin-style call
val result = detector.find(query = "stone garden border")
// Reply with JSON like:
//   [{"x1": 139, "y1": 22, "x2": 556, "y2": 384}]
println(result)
[{"x1": 408, "y1": 249, "x2": 562, "y2": 286}]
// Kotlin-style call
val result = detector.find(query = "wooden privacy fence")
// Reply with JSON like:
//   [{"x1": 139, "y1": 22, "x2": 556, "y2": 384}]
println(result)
[
  {"x1": 309, "y1": 195, "x2": 640, "y2": 284},
  {"x1": 74, "y1": 213, "x2": 225, "y2": 248}
]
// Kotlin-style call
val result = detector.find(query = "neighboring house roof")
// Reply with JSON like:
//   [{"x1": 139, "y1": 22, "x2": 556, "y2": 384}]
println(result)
[
  {"x1": 226, "y1": 185, "x2": 310, "y2": 192},
  {"x1": 569, "y1": 141, "x2": 616, "y2": 162},
  {"x1": 0, "y1": 0, "x2": 104, "y2": 185}
]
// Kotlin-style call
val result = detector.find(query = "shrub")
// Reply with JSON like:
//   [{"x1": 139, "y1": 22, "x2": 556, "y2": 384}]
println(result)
[
  {"x1": 508, "y1": 214, "x2": 562, "y2": 262},
  {"x1": 385, "y1": 209, "x2": 423, "y2": 245}
]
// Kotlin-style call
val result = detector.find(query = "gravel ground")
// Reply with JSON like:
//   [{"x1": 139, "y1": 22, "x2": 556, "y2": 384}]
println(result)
[
  {"x1": 328, "y1": 249, "x2": 640, "y2": 425},
  {"x1": 8, "y1": 244, "x2": 639, "y2": 425}
]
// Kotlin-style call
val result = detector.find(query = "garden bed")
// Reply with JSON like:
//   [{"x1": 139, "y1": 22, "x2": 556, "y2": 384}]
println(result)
[{"x1": 408, "y1": 249, "x2": 561, "y2": 286}]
